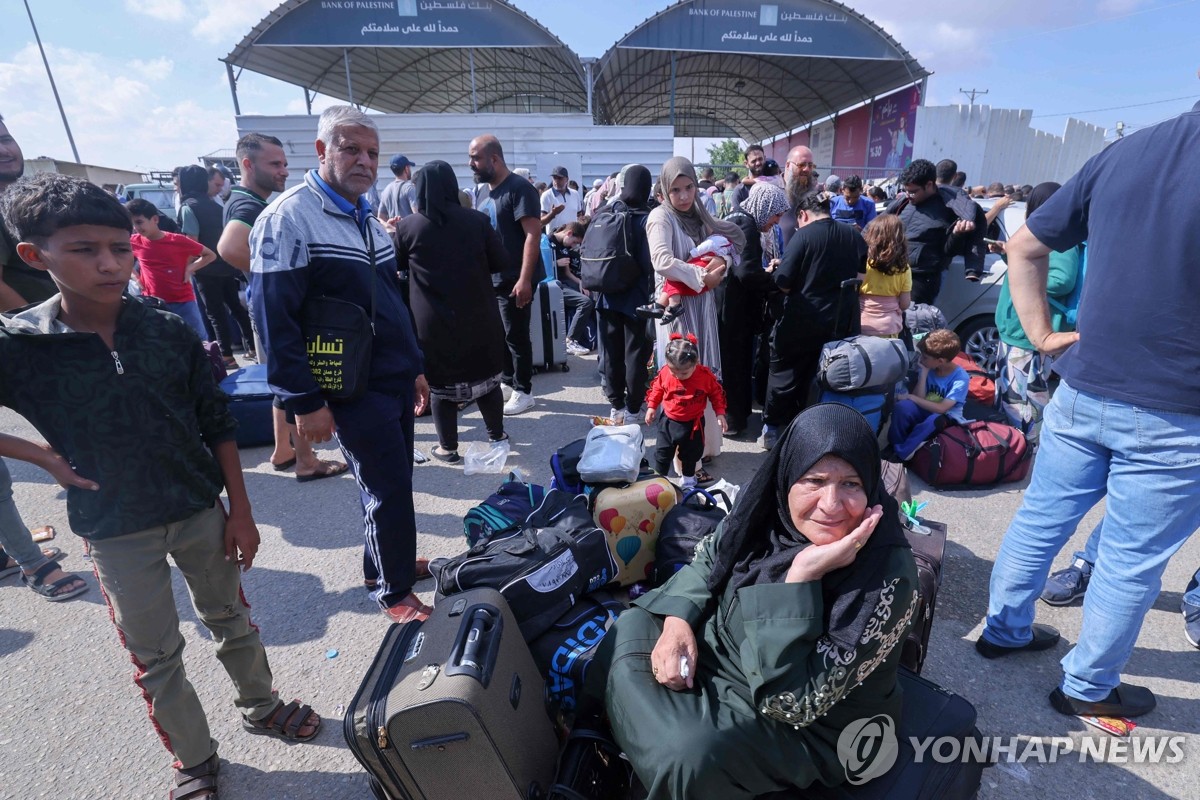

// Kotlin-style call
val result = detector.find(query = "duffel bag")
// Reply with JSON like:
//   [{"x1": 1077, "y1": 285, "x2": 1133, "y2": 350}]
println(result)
[
  {"x1": 431, "y1": 491, "x2": 619, "y2": 640},
  {"x1": 463, "y1": 472, "x2": 546, "y2": 547},
  {"x1": 592, "y1": 476, "x2": 678, "y2": 586},
  {"x1": 547, "y1": 726, "x2": 634, "y2": 800},
  {"x1": 578, "y1": 424, "x2": 644, "y2": 485},
  {"x1": 904, "y1": 303, "x2": 947, "y2": 339},
  {"x1": 819, "y1": 335, "x2": 909, "y2": 392},
  {"x1": 908, "y1": 419, "x2": 1031, "y2": 486},
  {"x1": 952, "y1": 352, "x2": 997, "y2": 407},
  {"x1": 551, "y1": 438, "x2": 587, "y2": 495},
  {"x1": 652, "y1": 488, "x2": 730, "y2": 587},
  {"x1": 529, "y1": 591, "x2": 625, "y2": 717},
  {"x1": 818, "y1": 386, "x2": 895, "y2": 437}
]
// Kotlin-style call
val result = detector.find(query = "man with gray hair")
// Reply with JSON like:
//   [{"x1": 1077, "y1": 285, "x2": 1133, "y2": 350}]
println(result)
[{"x1": 250, "y1": 105, "x2": 433, "y2": 624}]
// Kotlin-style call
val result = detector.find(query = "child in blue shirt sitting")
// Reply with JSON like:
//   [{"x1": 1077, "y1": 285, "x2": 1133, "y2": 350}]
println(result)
[
  {"x1": 829, "y1": 175, "x2": 878, "y2": 230},
  {"x1": 889, "y1": 329, "x2": 969, "y2": 460}
]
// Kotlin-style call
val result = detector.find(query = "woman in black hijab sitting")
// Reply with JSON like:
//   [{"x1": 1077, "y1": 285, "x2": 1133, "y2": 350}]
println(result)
[
  {"x1": 596, "y1": 404, "x2": 918, "y2": 799},
  {"x1": 392, "y1": 160, "x2": 509, "y2": 462}
]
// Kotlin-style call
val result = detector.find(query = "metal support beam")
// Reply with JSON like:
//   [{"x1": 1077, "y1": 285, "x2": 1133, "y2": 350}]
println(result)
[
  {"x1": 669, "y1": 51, "x2": 676, "y2": 130},
  {"x1": 468, "y1": 48, "x2": 478, "y2": 113},
  {"x1": 581, "y1": 57, "x2": 596, "y2": 117},
  {"x1": 225, "y1": 62, "x2": 242, "y2": 117},
  {"x1": 343, "y1": 49, "x2": 355, "y2": 105},
  {"x1": 23, "y1": 0, "x2": 80, "y2": 163},
  {"x1": 304, "y1": 87, "x2": 313, "y2": 115},
  {"x1": 864, "y1": 97, "x2": 876, "y2": 177}
]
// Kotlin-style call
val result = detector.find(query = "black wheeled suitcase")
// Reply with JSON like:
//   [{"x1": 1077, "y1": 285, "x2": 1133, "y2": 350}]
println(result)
[
  {"x1": 343, "y1": 588, "x2": 559, "y2": 800},
  {"x1": 531, "y1": 280, "x2": 569, "y2": 373},
  {"x1": 802, "y1": 668, "x2": 989, "y2": 800},
  {"x1": 900, "y1": 519, "x2": 946, "y2": 675}
]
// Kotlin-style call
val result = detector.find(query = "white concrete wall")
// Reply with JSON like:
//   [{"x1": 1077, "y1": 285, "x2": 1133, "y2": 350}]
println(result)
[
  {"x1": 912, "y1": 105, "x2": 1107, "y2": 187},
  {"x1": 234, "y1": 113, "x2": 675, "y2": 195}
]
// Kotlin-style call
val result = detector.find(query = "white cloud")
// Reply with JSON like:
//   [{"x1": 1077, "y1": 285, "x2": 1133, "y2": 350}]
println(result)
[
  {"x1": 194, "y1": 0, "x2": 280, "y2": 44},
  {"x1": 125, "y1": 0, "x2": 187, "y2": 23},
  {"x1": 0, "y1": 43, "x2": 236, "y2": 172}
]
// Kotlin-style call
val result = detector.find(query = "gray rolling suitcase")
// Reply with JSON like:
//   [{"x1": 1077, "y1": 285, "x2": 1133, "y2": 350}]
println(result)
[
  {"x1": 531, "y1": 280, "x2": 569, "y2": 373},
  {"x1": 344, "y1": 588, "x2": 559, "y2": 800}
]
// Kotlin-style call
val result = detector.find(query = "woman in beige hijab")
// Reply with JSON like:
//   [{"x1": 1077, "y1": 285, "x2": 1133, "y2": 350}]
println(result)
[{"x1": 646, "y1": 157, "x2": 746, "y2": 478}]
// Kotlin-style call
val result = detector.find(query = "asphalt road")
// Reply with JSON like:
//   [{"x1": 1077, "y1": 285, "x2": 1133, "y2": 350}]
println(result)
[{"x1": 1, "y1": 350, "x2": 1196, "y2": 799}]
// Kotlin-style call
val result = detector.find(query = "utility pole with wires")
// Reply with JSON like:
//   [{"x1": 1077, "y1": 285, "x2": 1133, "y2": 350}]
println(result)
[
  {"x1": 22, "y1": 0, "x2": 81, "y2": 164},
  {"x1": 960, "y1": 87, "x2": 989, "y2": 106}
]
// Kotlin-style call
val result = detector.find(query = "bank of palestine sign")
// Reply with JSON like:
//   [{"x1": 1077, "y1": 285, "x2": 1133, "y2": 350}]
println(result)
[
  {"x1": 255, "y1": 0, "x2": 560, "y2": 48},
  {"x1": 619, "y1": 0, "x2": 905, "y2": 60}
]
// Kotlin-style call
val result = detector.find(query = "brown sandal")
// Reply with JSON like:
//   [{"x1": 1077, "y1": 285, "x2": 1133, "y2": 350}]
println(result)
[
  {"x1": 170, "y1": 753, "x2": 219, "y2": 799},
  {"x1": 243, "y1": 700, "x2": 321, "y2": 742}
]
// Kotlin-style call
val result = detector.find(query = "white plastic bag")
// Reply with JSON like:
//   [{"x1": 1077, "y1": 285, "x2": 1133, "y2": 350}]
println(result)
[
  {"x1": 462, "y1": 439, "x2": 511, "y2": 475},
  {"x1": 577, "y1": 424, "x2": 644, "y2": 484}
]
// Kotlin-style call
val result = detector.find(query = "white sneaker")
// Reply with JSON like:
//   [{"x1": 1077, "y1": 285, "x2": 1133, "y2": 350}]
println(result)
[
  {"x1": 503, "y1": 390, "x2": 535, "y2": 415},
  {"x1": 566, "y1": 340, "x2": 591, "y2": 356},
  {"x1": 608, "y1": 407, "x2": 626, "y2": 425},
  {"x1": 501, "y1": 384, "x2": 514, "y2": 402},
  {"x1": 624, "y1": 408, "x2": 642, "y2": 425},
  {"x1": 680, "y1": 476, "x2": 698, "y2": 490}
]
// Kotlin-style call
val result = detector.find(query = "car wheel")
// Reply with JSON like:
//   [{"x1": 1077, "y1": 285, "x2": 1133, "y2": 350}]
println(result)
[{"x1": 957, "y1": 317, "x2": 1003, "y2": 378}]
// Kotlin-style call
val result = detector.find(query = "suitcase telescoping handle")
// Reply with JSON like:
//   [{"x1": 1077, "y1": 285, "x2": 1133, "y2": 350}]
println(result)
[{"x1": 446, "y1": 604, "x2": 503, "y2": 687}]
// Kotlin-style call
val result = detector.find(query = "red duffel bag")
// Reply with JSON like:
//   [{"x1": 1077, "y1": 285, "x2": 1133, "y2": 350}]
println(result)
[{"x1": 908, "y1": 419, "x2": 1031, "y2": 486}]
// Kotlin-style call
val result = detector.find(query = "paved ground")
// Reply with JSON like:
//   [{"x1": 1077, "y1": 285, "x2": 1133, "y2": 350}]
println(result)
[{"x1": 1, "y1": 349, "x2": 1196, "y2": 799}]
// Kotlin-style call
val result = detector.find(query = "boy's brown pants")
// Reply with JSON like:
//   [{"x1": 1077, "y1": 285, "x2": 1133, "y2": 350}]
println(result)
[{"x1": 88, "y1": 502, "x2": 278, "y2": 769}]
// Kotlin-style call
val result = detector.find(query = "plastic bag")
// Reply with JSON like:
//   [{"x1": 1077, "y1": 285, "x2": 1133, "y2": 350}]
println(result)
[
  {"x1": 462, "y1": 439, "x2": 511, "y2": 475},
  {"x1": 577, "y1": 424, "x2": 644, "y2": 484}
]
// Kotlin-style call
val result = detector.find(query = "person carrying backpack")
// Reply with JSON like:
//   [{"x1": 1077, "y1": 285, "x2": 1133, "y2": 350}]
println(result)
[
  {"x1": 586, "y1": 164, "x2": 654, "y2": 424},
  {"x1": 991, "y1": 182, "x2": 1083, "y2": 450}
]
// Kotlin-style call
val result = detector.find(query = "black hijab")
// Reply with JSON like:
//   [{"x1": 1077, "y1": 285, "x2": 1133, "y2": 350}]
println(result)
[
  {"x1": 414, "y1": 160, "x2": 460, "y2": 227},
  {"x1": 617, "y1": 164, "x2": 653, "y2": 210},
  {"x1": 177, "y1": 165, "x2": 209, "y2": 202},
  {"x1": 707, "y1": 404, "x2": 910, "y2": 652},
  {"x1": 1023, "y1": 182, "x2": 1061, "y2": 219}
]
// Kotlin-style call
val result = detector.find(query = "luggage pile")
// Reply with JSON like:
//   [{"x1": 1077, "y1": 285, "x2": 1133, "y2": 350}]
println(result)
[{"x1": 342, "y1": 425, "x2": 986, "y2": 799}]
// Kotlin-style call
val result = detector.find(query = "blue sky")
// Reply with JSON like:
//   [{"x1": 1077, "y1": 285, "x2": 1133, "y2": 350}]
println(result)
[{"x1": 1, "y1": 0, "x2": 1197, "y2": 174}]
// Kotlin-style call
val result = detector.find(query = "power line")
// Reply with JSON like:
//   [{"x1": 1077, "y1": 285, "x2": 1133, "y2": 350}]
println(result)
[
  {"x1": 1032, "y1": 93, "x2": 1200, "y2": 119},
  {"x1": 959, "y1": 88, "x2": 989, "y2": 105}
]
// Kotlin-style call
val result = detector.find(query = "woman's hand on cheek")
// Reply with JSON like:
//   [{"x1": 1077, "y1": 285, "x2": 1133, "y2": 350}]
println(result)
[
  {"x1": 652, "y1": 616, "x2": 699, "y2": 691},
  {"x1": 785, "y1": 504, "x2": 884, "y2": 583}
]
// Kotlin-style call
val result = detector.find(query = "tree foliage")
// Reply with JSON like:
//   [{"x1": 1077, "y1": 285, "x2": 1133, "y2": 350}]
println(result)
[{"x1": 705, "y1": 139, "x2": 748, "y2": 177}]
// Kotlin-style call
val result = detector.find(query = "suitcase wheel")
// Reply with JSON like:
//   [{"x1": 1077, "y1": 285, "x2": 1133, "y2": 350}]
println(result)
[{"x1": 561, "y1": 364, "x2": 570, "y2": 372}]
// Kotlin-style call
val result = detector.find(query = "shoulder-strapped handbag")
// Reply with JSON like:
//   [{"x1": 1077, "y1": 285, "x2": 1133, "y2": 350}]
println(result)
[{"x1": 300, "y1": 223, "x2": 377, "y2": 402}]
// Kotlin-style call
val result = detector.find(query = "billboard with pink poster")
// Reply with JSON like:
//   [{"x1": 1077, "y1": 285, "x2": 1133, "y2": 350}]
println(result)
[
  {"x1": 868, "y1": 84, "x2": 922, "y2": 179},
  {"x1": 833, "y1": 105, "x2": 871, "y2": 172}
]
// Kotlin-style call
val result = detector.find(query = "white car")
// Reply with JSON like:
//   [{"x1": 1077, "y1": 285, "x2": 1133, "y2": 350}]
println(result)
[{"x1": 934, "y1": 198, "x2": 1027, "y2": 376}]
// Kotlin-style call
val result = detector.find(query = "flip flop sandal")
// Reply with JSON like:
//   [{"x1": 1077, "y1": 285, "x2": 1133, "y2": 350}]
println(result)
[
  {"x1": 170, "y1": 753, "x2": 220, "y2": 800},
  {"x1": 270, "y1": 457, "x2": 297, "y2": 471},
  {"x1": 0, "y1": 546, "x2": 66, "y2": 580},
  {"x1": 22, "y1": 560, "x2": 88, "y2": 602},
  {"x1": 295, "y1": 460, "x2": 349, "y2": 483},
  {"x1": 415, "y1": 558, "x2": 432, "y2": 581},
  {"x1": 243, "y1": 700, "x2": 321, "y2": 742}
]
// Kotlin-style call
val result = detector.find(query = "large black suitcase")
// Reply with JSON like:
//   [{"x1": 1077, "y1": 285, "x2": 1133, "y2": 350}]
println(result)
[
  {"x1": 343, "y1": 588, "x2": 559, "y2": 800},
  {"x1": 801, "y1": 668, "x2": 988, "y2": 800},
  {"x1": 900, "y1": 519, "x2": 946, "y2": 675}
]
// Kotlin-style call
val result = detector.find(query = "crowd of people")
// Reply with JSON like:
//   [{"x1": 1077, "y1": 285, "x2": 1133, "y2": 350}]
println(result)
[{"x1": 1, "y1": 97, "x2": 1198, "y2": 798}]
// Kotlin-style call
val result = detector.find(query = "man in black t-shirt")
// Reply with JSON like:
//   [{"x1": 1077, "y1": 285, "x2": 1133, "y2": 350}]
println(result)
[
  {"x1": 468, "y1": 134, "x2": 543, "y2": 416},
  {"x1": 217, "y1": 132, "x2": 348, "y2": 482},
  {"x1": 0, "y1": 116, "x2": 56, "y2": 310}
]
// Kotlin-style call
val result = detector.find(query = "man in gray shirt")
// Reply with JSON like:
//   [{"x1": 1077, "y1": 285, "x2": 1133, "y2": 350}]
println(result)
[{"x1": 378, "y1": 154, "x2": 417, "y2": 226}]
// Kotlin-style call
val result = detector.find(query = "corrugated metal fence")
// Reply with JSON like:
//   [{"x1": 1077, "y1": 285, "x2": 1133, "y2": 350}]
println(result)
[{"x1": 911, "y1": 105, "x2": 1107, "y2": 187}]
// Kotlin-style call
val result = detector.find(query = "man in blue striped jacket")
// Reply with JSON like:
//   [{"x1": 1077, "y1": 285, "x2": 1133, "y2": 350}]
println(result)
[{"x1": 250, "y1": 106, "x2": 433, "y2": 624}]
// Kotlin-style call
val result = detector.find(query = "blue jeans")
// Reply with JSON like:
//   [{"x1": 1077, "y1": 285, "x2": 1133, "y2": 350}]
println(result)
[
  {"x1": 1075, "y1": 522, "x2": 1200, "y2": 608},
  {"x1": 982, "y1": 381, "x2": 1200, "y2": 700},
  {"x1": 888, "y1": 399, "x2": 943, "y2": 460},
  {"x1": 164, "y1": 300, "x2": 208, "y2": 341},
  {"x1": 0, "y1": 459, "x2": 48, "y2": 569}
]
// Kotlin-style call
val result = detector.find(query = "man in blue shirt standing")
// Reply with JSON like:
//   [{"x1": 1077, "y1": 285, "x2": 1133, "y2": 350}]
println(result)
[
  {"x1": 251, "y1": 106, "x2": 432, "y2": 625},
  {"x1": 976, "y1": 99, "x2": 1200, "y2": 719}
]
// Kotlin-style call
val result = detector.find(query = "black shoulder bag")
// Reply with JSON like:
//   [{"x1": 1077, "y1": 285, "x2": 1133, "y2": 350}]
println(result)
[{"x1": 300, "y1": 223, "x2": 377, "y2": 402}]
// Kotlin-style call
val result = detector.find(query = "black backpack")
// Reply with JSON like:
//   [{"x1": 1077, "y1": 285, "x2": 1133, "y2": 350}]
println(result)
[{"x1": 580, "y1": 201, "x2": 641, "y2": 294}]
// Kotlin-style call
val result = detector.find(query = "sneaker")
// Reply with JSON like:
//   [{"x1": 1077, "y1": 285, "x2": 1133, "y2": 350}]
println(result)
[
  {"x1": 1182, "y1": 601, "x2": 1200, "y2": 649},
  {"x1": 566, "y1": 340, "x2": 593, "y2": 356},
  {"x1": 608, "y1": 407, "x2": 627, "y2": 425},
  {"x1": 503, "y1": 390, "x2": 535, "y2": 416},
  {"x1": 757, "y1": 425, "x2": 779, "y2": 451},
  {"x1": 501, "y1": 384, "x2": 514, "y2": 403},
  {"x1": 1040, "y1": 558, "x2": 1092, "y2": 606},
  {"x1": 623, "y1": 408, "x2": 643, "y2": 425}
]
